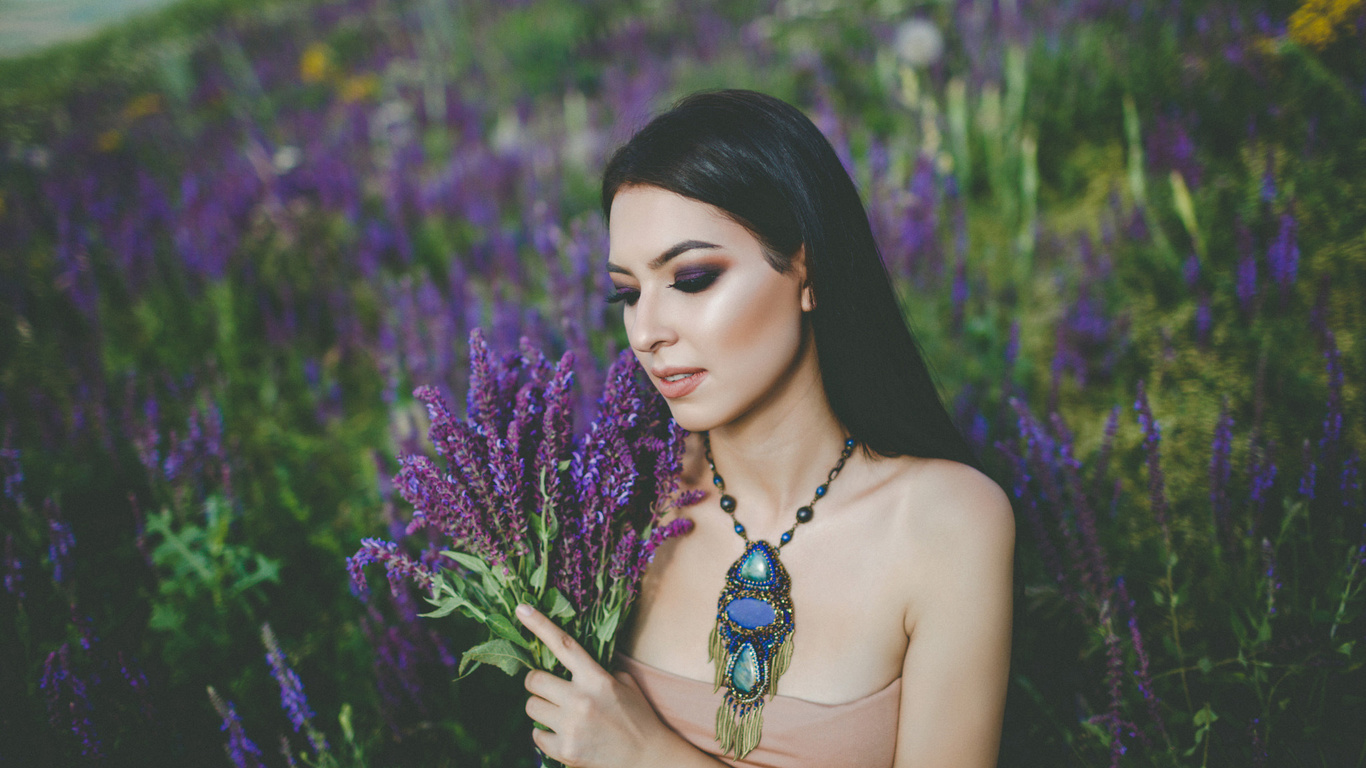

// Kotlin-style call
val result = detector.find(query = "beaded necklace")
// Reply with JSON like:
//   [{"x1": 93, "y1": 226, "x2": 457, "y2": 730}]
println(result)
[{"x1": 702, "y1": 432, "x2": 857, "y2": 760}]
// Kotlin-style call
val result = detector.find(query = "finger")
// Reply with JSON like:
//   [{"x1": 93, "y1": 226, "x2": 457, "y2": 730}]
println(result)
[
  {"x1": 525, "y1": 694, "x2": 560, "y2": 727},
  {"x1": 530, "y1": 724, "x2": 558, "y2": 758},
  {"x1": 525, "y1": 669, "x2": 573, "y2": 701},
  {"x1": 515, "y1": 604, "x2": 600, "y2": 679}
]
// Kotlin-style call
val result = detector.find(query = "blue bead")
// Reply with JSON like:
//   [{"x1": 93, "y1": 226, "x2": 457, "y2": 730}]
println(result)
[
  {"x1": 846, "y1": 438, "x2": 855, "y2": 447},
  {"x1": 726, "y1": 597, "x2": 776, "y2": 629},
  {"x1": 815, "y1": 484, "x2": 827, "y2": 498},
  {"x1": 780, "y1": 531, "x2": 792, "y2": 544},
  {"x1": 713, "y1": 476, "x2": 723, "y2": 486},
  {"x1": 734, "y1": 522, "x2": 745, "y2": 535}
]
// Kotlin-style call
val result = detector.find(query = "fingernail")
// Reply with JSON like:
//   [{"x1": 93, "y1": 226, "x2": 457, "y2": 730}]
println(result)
[{"x1": 515, "y1": 604, "x2": 532, "y2": 618}]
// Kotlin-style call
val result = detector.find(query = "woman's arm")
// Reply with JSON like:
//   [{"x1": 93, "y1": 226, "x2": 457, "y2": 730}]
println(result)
[
  {"x1": 892, "y1": 465, "x2": 1015, "y2": 768},
  {"x1": 516, "y1": 604, "x2": 730, "y2": 768}
]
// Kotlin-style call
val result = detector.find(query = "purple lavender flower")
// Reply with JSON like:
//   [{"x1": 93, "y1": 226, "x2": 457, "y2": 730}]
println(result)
[
  {"x1": 262, "y1": 623, "x2": 328, "y2": 754},
  {"x1": 358, "y1": 330, "x2": 695, "y2": 671},
  {"x1": 1134, "y1": 381, "x2": 1171, "y2": 545},
  {"x1": 1248, "y1": 438, "x2": 1278, "y2": 538},
  {"x1": 3, "y1": 533, "x2": 22, "y2": 602},
  {"x1": 348, "y1": 538, "x2": 437, "y2": 597},
  {"x1": 262, "y1": 625, "x2": 313, "y2": 732},
  {"x1": 1267, "y1": 212, "x2": 1299, "y2": 301},
  {"x1": 1299, "y1": 438, "x2": 1318, "y2": 501},
  {"x1": 1183, "y1": 252, "x2": 1200, "y2": 290},
  {"x1": 40, "y1": 643, "x2": 101, "y2": 758},
  {"x1": 1261, "y1": 538, "x2": 1281, "y2": 616},
  {"x1": 0, "y1": 438, "x2": 21, "y2": 506},
  {"x1": 1116, "y1": 577, "x2": 1168, "y2": 743},
  {"x1": 44, "y1": 498, "x2": 75, "y2": 586},
  {"x1": 1342, "y1": 453, "x2": 1361, "y2": 514},
  {"x1": 208, "y1": 686, "x2": 265, "y2": 768},
  {"x1": 1145, "y1": 113, "x2": 1203, "y2": 188},
  {"x1": 1195, "y1": 293, "x2": 1212, "y2": 346},
  {"x1": 118, "y1": 651, "x2": 155, "y2": 720}
]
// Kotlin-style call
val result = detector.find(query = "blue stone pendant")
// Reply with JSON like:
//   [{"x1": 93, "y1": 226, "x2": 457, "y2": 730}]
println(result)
[{"x1": 710, "y1": 541, "x2": 795, "y2": 760}]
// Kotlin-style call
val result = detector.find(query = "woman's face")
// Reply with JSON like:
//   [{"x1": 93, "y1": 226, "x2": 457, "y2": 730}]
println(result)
[{"x1": 606, "y1": 185, "x2": 814, "y2": 432}]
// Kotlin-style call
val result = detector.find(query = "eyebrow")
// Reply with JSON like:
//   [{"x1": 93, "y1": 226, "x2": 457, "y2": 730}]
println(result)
[{"x1": 606, "y1": 239, "x2": 721, "y2": 275}]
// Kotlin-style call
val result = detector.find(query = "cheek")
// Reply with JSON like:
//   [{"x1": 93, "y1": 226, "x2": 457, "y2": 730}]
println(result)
[{"x1": 696, "y1": 275, "x2": 803, "y2": 374}]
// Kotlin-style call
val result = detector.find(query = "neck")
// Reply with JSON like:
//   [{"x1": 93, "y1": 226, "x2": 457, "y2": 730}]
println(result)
[{"x1": 705, "y1": 358, "x2": 849, "y2": 530}]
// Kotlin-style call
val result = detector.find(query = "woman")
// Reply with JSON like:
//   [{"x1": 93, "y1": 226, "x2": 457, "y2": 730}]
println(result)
[{"x1": 515, "y1": 89, "x2": 1014, "y2": 768}]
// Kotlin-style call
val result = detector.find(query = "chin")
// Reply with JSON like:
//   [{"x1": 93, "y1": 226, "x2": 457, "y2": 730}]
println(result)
[{"x1": 659, "y1": 401, "x2": 723, "y2": 434}]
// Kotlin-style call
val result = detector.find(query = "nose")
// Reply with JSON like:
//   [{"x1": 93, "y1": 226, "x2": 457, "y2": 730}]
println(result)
[{"x1": 626, "y1": 289, "x2": 677, "y2": 355}]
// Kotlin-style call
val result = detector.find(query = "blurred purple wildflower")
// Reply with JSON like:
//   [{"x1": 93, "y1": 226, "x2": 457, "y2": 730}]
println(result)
[
  {"x1": 1116, "y1": 577, "x2": 1168, "y2": 744},
  {"x1": 118, "y1": 651, "x2": 155, "y2": 721},
  {"x1": 1134, "y1": 381, "x2": 1171, "y2": 546},
  {"x1": 1145, "y1": 113, "x2": 1202, "y2": 188},
  {"x1": 262, "y1": 624, "x2": 322, "y2": 749},
  {"x1": 1267, "y1": 212, "x2": 1299, "y2": 302},
  {"x1": 1261, "y1": 538, "x2": 1281, "y2": 616},
  {"x1": 41, "y1": 643, "x2": 101, "y2": 759},
  {"x1": 208, "y1": 686, "x2": 265, "y2": 768},
  {"x1": 1248, "y1": 437, "x2": 1278, "y2": 539},
  {"x1": 3, "y1": 533, "x2": 22, "y2": 602},
  {"x1": 44, "y1": 498, "x2": 75, "y2": 586}
]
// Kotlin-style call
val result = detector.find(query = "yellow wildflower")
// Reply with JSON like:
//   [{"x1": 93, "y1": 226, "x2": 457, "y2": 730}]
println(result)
[
  {"x1": 121, "y1": 93, "x2": 163, "y2": 122},
  {"x1": 1289, "y1": 0, "x2": 1364, "y2": 49},
  {"x1": 339, "y1": 73, "x2": 379, "y2": 103},
  {"x1": 300, "y1": 42, "x2": 335, "y2": 83},
  {"x1": 97, "y1": 130, "x2": 123, "y2": 152}
]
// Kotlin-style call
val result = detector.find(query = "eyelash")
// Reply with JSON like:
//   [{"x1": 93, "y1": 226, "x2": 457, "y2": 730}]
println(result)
[{"x1": 605, "y1": 269, "x2": 721, "y2": 306}]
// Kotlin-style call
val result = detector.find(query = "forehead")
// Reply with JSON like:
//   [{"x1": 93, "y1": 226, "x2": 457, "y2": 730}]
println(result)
[{"x1": 607, "y1": 186, "x2": 750, "y2": 262}]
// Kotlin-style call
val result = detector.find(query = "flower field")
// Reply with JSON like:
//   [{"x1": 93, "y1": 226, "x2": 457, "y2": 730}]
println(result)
[{"x1": 1, "y1": 0, "x2": 1363, "y2": 765}]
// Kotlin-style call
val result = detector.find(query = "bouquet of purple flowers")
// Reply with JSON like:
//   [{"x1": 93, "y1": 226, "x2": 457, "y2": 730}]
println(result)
[{"x1": 349, "y1": 329, "x2": 697, "y2": 691}]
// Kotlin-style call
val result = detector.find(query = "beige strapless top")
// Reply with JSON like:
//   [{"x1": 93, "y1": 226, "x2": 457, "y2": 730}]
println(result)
[{"x1": 616, "y1": 655, "x2": 901, "y2": 768}]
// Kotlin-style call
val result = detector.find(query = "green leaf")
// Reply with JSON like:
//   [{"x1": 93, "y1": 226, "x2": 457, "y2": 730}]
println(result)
[
  {"x1": 546, "y1": 588, "x2": 576, "y2": 620},
  {"x1": 595, "y1": 606, "x2": 621, "y2": 645},
  {"x1": 488, "y1": 612, "x2": 532, "y2": 649},
  {"x1": 558, "y1": 459, "x2": 571, "y2": 471},
  {"x1": 1193, "y1": 704, "x2": 1217, "y2": 727},
  {"x1": 421, "y1": 594, "x2": 485, "y2": 623},
  {"x1": 537, "y1": 642, "x2": 558, "y2": 671},
  {"x1": 1197, "y1": 656, "x2": 1212, "y2": 674},
  {"x1": 530, "y1": 559, "x2": 548, "y2": 592},
  {"x1": 461, "y1": 639, "x2": 533, "y2": 677},
  {"x1": 444, "y1": 551, "x2": 493, "y2": 578},
  {"x1": 1339, "y1": 641, "x2": 1356, "y2": 658}
]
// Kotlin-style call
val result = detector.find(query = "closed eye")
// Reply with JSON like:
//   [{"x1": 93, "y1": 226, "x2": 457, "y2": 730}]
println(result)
[
  {"x1": 605, "y1": 286, "x2": 639, "y2": 306},
  {"x1": 670, "y1": 268, "x2": 721, "y2": 293}
]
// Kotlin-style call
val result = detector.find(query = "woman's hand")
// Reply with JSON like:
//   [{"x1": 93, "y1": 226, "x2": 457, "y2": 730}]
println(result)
[{"x1": 515, "y1": 603, "x2": 671, "y2": 768}]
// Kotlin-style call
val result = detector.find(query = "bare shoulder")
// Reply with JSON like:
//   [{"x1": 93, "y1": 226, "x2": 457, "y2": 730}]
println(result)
[
  {"x1": 870, "y1": 457, "x2": 1014, "y2": 628},
  {"x1": 882, "y1": 456, "x2": 1014, "y2": 552}
]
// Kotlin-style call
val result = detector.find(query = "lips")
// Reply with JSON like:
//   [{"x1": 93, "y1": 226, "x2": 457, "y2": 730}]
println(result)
[{"x1": 652, "y1": 367, "x2": 707, "y2": 399}]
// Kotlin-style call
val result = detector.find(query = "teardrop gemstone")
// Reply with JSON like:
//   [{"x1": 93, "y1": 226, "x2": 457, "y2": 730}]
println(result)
[
  {"x1": 731, "y1": 643, "x2": 759, "y2": 694},
  {"x1": 739, "y1": 548, "x2": 770, "y2": 581},
  {"x1": 726, "y1": 597, "x2": 776, "y2": 629}
]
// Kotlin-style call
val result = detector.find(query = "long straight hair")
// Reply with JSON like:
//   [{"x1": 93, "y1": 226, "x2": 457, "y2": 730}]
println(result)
[{"x1": 601, "y1": 89, "x2": 978, "y2": 469}]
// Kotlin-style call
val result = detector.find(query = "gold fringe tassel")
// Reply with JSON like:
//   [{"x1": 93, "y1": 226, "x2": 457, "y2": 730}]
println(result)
[
  {"x1": 708, "y1": 624, "x2": 726, "y2": 692},
  {"x1": 769, "y1": 633, "x2": 793, "y2": 695},
  {"x1": 715, "y1": 700, "x2": 765, "y2": 760}
]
